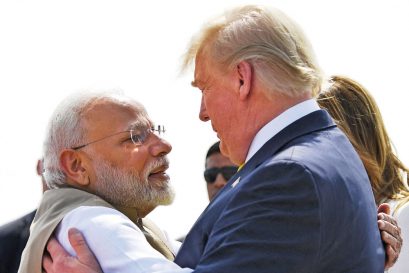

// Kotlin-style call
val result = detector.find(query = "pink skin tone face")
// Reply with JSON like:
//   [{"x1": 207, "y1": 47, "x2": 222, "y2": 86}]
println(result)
[{"x1": 194, "y1": 55, "x2": 245, "y2": 164}]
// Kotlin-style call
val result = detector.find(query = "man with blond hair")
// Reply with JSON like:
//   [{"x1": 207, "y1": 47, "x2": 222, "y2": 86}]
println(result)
[
  {"x1": 42, "y1": 5, "x2": 401, "y2": 273},
  {"x1": 173, "y1": 5, "x2": 384, "y2": 272}
]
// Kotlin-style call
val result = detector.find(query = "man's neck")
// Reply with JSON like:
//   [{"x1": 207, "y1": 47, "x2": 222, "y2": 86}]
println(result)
[
  {"x1": 116, "y1": 205, "x2": 155, "y2": 222},
  {"x1": 244, "y1": 98, "x2": 319, "y2": 163},
  {"x1": 233, "y1": 93, "x2": 312, "y2": 165}
]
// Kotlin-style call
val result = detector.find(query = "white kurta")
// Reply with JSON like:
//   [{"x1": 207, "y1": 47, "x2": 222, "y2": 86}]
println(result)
[{"x1": 56, "y1": 206, "x2": 193, "y2": 273}]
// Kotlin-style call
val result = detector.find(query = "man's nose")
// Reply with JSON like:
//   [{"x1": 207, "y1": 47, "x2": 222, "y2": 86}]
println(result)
[
  {"x1": 150, "y1": 135, "x2": 172, "y2": 157},
  {"x1": 213, "y1": 174, "x2": 227, "y2": 189},
  {"x1": 199, "y1": 96, "x2": 210, "y2": 122}
]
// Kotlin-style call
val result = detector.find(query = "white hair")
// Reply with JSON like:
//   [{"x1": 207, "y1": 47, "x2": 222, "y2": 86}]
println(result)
[{"x1": 42, "y1": 90, "x2": 145, "y2": 189}]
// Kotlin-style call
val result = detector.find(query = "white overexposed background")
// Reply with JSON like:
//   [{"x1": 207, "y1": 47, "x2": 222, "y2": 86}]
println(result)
[{"x1": 0, "y1": 0, "x2": 408, "y2": 239}]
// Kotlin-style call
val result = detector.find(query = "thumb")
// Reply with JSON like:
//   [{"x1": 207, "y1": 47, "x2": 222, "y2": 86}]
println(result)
[
  {"x1": 378, "y1": 203, "x2": 391, "y2": 215},
  {"x1": 68, "y1": 228, "x2": 98, "y2": 266}
]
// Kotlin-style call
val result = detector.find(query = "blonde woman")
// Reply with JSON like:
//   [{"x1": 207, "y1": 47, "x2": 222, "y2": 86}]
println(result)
[{"x1": 318, "y1": 75, "x2": 409, "y2": 272}]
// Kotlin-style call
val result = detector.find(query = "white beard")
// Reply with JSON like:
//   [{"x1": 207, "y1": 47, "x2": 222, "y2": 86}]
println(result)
[{"x1": 92, "y1": 156, "x2": 174, "y2": 209}]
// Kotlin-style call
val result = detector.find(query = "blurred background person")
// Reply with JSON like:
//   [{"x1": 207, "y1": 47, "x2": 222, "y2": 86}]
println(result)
[
  {"x1": 178, "y1": 141, "x2": 238, "y2": 242},
  {"x1": 318, "y1": 75, "x2": 408, "y2": 272},
  {"x1": 0, "y1": 159, "x2": 46, "y2": 273},
  {"x1": 204, "y1": 141, "x2": 238, "y2": 201}
]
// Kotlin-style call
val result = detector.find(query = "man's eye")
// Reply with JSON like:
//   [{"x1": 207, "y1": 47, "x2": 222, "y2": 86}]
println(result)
[
  {"x1": 131, "y1": 134, "x2": 143, "y2": 143},
  {"x1": 124, "y1": 136, "x2": 134, "y2": 143}
]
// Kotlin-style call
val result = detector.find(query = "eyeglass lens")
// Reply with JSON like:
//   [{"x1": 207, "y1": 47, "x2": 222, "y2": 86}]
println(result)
[
  {"x1": 204, "y1": 166, "x2": 238, "y2": 183},
  {"x1": 130, "y1": 125, "x2": 165, "y2": 145}
]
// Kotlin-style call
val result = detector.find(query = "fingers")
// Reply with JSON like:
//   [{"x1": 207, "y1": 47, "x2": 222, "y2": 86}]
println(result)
[
  {"x1": 384, "y1": 244, "x2": 399, "y2": 270},
  {"x1": 68, "y1": 228, "x2": 89, "y2": 256},
  {"x1": 378, "y1": 214, "x2": 401, "y2": 241},
  {"x1": 377, "y1": 203, "x2": 391, "y2": 215},
  {"x1": 380, "y1": 227, "x2": 402, "y2": 252},
  {"x1": 68, "y1": 228, "x2": 100, "y2": 268},
  {"x1": 378, "y1": 212, "x2": 398, "y2": 227},
  {"x1": 42, "y1": 252, "x2": 53, "y2": 273},
  {"x1": 43, "y1": 230, "x2": 101, "y2": 273},
  {"x1": 377, "y1": 211, "x2": 403, "y2": 269},
  {"x1": 43, "y1": 237, "x2": 70, "y2": 273},
  {"x1": 46, "y1": 237, "x2": 68, "y2": 259},
  {"x1": 377, "y1": 203, "x2": 400, "y2": 247}
]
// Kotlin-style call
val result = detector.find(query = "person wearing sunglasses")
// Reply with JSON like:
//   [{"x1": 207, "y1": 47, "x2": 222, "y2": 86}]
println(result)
[{"x1": 204, "y1": 141, "x2": 238, "y2": 201}]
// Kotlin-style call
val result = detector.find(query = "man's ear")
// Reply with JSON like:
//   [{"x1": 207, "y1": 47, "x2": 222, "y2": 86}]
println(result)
[
  {"x1": 237, "y1": 61, "x2": 252, "y2": 101},
  {"x1": 59, "y1": 149, "x2": 90, "y2": 187},
  {"x1": 36, "y1": 159, "x2": 43, "y2": 176}
]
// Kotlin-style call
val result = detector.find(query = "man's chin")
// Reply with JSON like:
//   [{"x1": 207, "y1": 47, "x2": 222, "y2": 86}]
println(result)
[
  {"x1": 157, "y1": 185, "x2": 175, "y2": 206},
  {"x1": 145, "y1": 178, "x2": 175, "y2": 206},
  {"x1": 158, "y1": 196, "x2": 174, "y2": 206}
]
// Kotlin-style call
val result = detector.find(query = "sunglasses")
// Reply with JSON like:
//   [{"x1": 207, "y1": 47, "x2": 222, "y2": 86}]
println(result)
[{"x1": 204, "y1": 166, "x2": 238, "y2": 184}]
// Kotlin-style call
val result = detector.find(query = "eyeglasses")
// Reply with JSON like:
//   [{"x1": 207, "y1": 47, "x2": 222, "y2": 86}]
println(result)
[
  {"x1": 71, "y1": 125, "x2": 165, "y2": 150},
  {"x1": 203, "y1": 166, "x2": 238, "y2": 184}
]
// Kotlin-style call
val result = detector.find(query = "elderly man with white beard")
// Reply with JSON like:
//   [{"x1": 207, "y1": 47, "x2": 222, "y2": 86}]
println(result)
[{"x1": 18, "y1": 91, "x2": 183, "y2": 273}]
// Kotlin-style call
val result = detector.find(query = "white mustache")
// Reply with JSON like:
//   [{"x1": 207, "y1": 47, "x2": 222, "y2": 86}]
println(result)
[{"x1": 144, "y1": 156, "x2": 169, "y2": 177}]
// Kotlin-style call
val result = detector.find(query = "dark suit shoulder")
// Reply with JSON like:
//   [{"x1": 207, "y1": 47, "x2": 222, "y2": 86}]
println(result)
[
  {"x1": 0, "y1": 210, "x2": 35, "y2": 237},
  {"x1": 0, "y1": 210, "x2": 36, "y2": 273}
]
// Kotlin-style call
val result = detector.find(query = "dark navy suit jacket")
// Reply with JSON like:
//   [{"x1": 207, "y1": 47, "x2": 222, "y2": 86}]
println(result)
[
  {"x1": 175, "y1": 110, "x2": 384, "y2": 273},
  {"x1": 0, "y1": 210, "x2": 35, "y2": 273}
]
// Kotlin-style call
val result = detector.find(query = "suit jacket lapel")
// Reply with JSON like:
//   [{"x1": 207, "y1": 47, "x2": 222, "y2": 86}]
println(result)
[
  {"x1": 241, "y1": 109, "x2": 335, "y2": 173},
  {"x1": 209, "y1": 110, "x2": 336, "y2": 206}
]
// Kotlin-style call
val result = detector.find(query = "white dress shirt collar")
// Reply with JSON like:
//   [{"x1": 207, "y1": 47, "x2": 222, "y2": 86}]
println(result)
[{"x1": 245, "y1": 99, "x2": 320, "y2": 163}]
